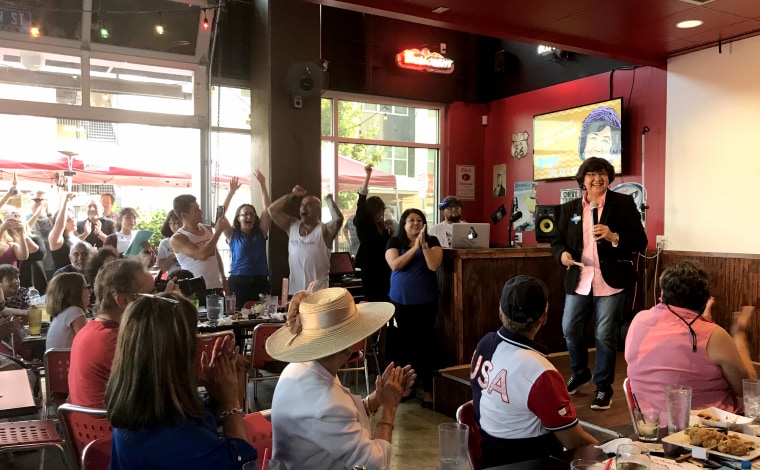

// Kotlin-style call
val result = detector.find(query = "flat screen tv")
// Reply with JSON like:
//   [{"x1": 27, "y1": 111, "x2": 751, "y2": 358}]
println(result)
[{"x1": 533, "y1": 97, "x2": 623, "y2": 181}]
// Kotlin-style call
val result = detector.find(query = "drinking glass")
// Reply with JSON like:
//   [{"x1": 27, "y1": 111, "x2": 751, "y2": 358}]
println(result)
[
  {"x1": 570, "y1": 459, "x2": 607, "y2": 470},
  {"x1": 206, "y1": 294, "x2": 223, "y2": 325},
  {"x1": 27, "y1": 306, "x2": 42, "y2": 335},
  {"x1": 634, "y1": 407, "x2": 660, "y2": 442},
  {"x1": 615, "y1": 443, "x2": 650, "y2": 470},
  {"x1": 743, "y1": 379, "x2": 760, "y2": 419},
  {"x1": 665, "y1": 384, "x2": 692, "y2": 434},
  {"x1": 241, "y1": 458, "x2": 284, "y2": 470},
  {"x1": 438, "y1": 422, "x2": 468, "y2": 470},
  {"x1": 224, "y1": 294, "x2": 237, "y2": 317}
]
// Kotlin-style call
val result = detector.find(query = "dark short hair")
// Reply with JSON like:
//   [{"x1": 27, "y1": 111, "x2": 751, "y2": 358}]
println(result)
[
  {"x1": 574, "y1": 157, "x2": 616, "y2": 188},
  {"x1": 85, "y1": 246, "x2": 119, "y2": 284},
  {"x1": 119, "y1": 207, "x2": 138, "y2": 221},
  {"x1": 173, "y1": 195, "x2": 196, "y2": 218},
  {"x1": 393, "y1": 208, "x2": 430, "y2": 246},
  {"x1": 0, "y1": 264, "x2": 19, "y2": 280},
  {"x1": 166, "y1": 269, "x2": 195, "y2": 281},
  {"x1": 160, "y1": 210, "x2": 180, "y2": 238},
  {"x1": 94, "y1": 259, "x2": 145, "y2": 314},
  {"x1": 660, "y1": 260, "x2": 711, "y2": 312},
  {"x1": 100, "y1": 193, "x2": 115, "y2": 204},
  {"x1": 578, "y1": 106, "x2": 622, "y2": 160},
  {"x1": 366, "y1": 196, "x2": 385, "y2": 218}
]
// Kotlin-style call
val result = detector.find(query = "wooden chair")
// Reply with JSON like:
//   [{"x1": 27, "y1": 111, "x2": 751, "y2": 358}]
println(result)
[
  {"x1": 247, "y1": 323, "x2": 287, "y2": 401},
  {"x1": 43, "y1": 348, "x2": 71, "y2": 419},
  {"x1": 243, "y1": 409, "x2": 272, "y2": 458},
  {"x1": 57, "y1": 404, "x2": 111, "y2": 470},
  {"x1": 456, "y1": 400, "x2": 482, "y2": 470},
  {"x1": 338, "y1": 338, "x2": 370, "y2": 395},
  {"x1": 81, "y1": 436, "x2": 112, "y2": 470}
]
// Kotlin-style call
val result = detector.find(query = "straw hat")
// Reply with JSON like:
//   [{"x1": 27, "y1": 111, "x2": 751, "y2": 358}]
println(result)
[{"x1": 265, "y1": 287, "x2": 394, "y2": 363}]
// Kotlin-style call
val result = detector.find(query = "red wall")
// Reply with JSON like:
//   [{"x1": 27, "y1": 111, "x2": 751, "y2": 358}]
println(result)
[{"x1": 443, "y1": 67, "x2": 667, "y2": 249}]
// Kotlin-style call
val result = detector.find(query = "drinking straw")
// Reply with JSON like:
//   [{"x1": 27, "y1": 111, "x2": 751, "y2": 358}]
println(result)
[
  {"x1": 604, "y1": 457, "x2": 613, "y2": 470},
  {"x1": 262, "y1": 448, "x2": 270, "y2": 470},
  {"x1": 632, "y1": 392, "x2": 643, "y2": 415}
]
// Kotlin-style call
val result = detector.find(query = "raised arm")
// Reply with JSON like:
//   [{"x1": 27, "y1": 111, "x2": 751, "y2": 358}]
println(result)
[
  {"x1": 322, "y1": 193, "x2": 344, "y2": 247},
  {"x1": 221, "y1": 177, "x2": 242, "y2": 242},
  {"x1": 48, "y1": 193, "x2": 75, "y2": 251},
  {"x1": 360, "y1": 164, "x2": 372, "y2": 193},
  {"x1": 0, "y1": 186, "x2": 17, "y2": 209},
  {"x1": 171, "y1": 217, "x2": 229, "y2": 261},
  {"x1": 254, "y1": 169, "x2": 272, "y2": 236},
  {"x1": 268, "y1": 185, "x2": 305, "y2": 233},
  {"x1": 707, "y1": 323, "x2": 756, "y2": 401},
  {"x1": 5, "y1": 219, "x2": 31, "y2": 261}
]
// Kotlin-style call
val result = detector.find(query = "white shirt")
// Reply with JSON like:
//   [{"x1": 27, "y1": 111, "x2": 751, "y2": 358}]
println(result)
[
  {"x1": 272, "y1": 361, "x2": 392, "y2": 470},
  {"x1": 287, "y1": 221, "x2": 330, "y2": 295},
  {"x1": 428, "y1": 221, "x2": 454, "y2": 248},
  {"x1": 46, "y1": 306, "x2": 86, "y2": 349},
  {"x1": 174, "y1": 226, "x2": 222, "y2": 289}
]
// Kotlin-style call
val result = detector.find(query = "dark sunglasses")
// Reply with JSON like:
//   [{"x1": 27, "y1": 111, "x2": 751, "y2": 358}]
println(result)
[{"x1": 32, "y1": 198, "x2": 45, "y2": 203}]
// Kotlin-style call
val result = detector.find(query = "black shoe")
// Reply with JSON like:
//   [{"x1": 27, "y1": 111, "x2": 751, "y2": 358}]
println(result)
[
  {"x1": 591, "y1": 388, "x2": 613, "y2": 410},
  {"x1": 566, "y1": 372, "x2": 592, "y2": 395}
]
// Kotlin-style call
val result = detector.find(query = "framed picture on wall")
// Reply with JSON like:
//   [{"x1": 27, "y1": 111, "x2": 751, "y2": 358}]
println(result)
[
  {"x1": 493, "y1": 163, "x2": 506, "y2": 197},
  {"x1": 456, "y1": 165, "x2": 475, "y2": 200}
]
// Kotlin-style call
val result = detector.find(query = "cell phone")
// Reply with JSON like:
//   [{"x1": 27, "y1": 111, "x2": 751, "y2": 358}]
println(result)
[{"x1": 215, "y1": 205, "x2": 225, "y2": 222}]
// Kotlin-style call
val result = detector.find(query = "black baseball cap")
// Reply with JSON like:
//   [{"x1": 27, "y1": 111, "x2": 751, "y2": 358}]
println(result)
[{"x1": 499, "y1": 275, "x2": 548, "y2": 323}]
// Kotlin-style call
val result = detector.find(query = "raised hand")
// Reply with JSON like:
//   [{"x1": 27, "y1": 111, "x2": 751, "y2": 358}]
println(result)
[
  {"x1": 364, "y1": 164, "x2": 373, "y2": 176},
  {"x1": 377, "y1": 366, "x2": 405, "y2": 408},
  {"x1": 66, "y1": 193, "x2": 76, "y2": 202},
  {"x1": 229, "y1": 176, "x2": 241, "y2": 194},
  {"x1": 291, "y1": 185, "x2": 308, "y2": 197},
  {"x1": 416, "y1": 224, "x2": 427, "y2": 248},
  {"x1": 253, "y1": 169, "x2": 266, "y2": 185},
  {"x1": 84, "y1": 220, "x2": 92, "y2": 235}
]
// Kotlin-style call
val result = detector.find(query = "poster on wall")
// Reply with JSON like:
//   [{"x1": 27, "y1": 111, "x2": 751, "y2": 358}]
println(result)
[
  {"x1": 456, "y1": 165, "x2": 475, "y2": 200},
  {"x1": 492, "y1": 163, "x2": 506, "y2": 196},
  {"x1": 514, "y1": 181, "x2": 538, "y2": 231},
  {"x1": 560, "y1": 188, "x2": 581, "y2": 204}
]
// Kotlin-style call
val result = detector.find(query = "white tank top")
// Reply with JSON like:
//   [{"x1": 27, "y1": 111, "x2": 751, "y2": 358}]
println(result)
[
  {"x1": 287, "y1": 221, "x2": 330, "y2": 295},
  {"x1": 174, "y1": 226, "x2": 223, "y2": 289}
]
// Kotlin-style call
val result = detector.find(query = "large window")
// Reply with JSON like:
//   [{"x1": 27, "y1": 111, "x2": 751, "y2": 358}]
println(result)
[{"x1": 321, "y1": 96, "x2": 442, "y2": 254}]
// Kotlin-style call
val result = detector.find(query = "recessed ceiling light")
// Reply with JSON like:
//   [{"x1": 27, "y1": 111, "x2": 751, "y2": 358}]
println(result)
[
  {"x1": 676, "y1": 20, "x2": 703, "y2": 29},
  {"x1": 432, "y1": 6, "x2": 449, "y2": 14}
]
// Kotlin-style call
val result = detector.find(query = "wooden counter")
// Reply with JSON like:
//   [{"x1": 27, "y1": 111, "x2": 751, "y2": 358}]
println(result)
[{"x1": 435, "y1": 247, "x2": 570, "y2": 368}]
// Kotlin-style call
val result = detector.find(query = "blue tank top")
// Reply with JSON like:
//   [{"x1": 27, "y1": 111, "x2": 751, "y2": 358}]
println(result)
[{"x1": 228, "y1": 228, "x2": 269, "y2": 276}]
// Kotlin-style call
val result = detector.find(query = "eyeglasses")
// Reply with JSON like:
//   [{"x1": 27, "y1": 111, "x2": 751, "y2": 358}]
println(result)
[
  {"x1": 585, "y1": 171, "x2": 608, "y2": 178},
  {"x1": 31, "y1": 198, "x2": 45, "y2": 203},
  {"x1": 135, "y1": 293, "x2": 180, "y2": 306},
  {"x1": 238, "y1": 212, "x2": 256, "y2": 218}
]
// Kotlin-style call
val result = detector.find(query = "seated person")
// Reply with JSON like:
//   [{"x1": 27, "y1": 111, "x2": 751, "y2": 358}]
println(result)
[
  {"x1": 52, "y1": 240, "x2": 92, "y2": 277},
  {"x1": 0, "y1": 264, "x2": 30, "y2": 316},
  {"x1": 68, "y1": 259, "x2": 156, "y2": 408},
  {"x1": 45, "y1": 272, "x2": 89, "y2": 349},
  {"x1": 106, "y1": 293, "x2": 257, "y2": 469},
  {"x1": 269, "y1": 287, "x2": 414, "y2": 470},
  {"x1": 470, "y1": 275, "x2": 597, "y2": 467},
  {"x1": 626, "y1": 260, "x2": 757, "y2": 413}
]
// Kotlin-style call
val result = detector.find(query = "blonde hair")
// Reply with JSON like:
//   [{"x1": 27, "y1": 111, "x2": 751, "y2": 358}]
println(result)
[
  {"x1": 46, "y1": 273, "x2": 87, "y2": 318},
  {"x1": 105, "y1": 292, "x2": 202, "y2": 430}
]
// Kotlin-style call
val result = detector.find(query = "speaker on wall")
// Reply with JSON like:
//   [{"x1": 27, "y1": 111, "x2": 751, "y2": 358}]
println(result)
[{"x1": 535, "y1": 205, "x2": 560, "y2": 243}]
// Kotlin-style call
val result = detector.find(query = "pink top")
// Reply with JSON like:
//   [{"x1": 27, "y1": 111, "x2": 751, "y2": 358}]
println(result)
[
  {"x1": 576, "y1": 193, "x2": 622, "y2": 297},
  {"x1": 625, "y1": 303, "x2": 739, "y2": 414}
]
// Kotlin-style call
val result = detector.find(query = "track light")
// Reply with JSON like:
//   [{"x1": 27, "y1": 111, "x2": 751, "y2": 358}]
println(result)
[{"x1": 155, "y1": 12, "x2": 165, "y2": 35}]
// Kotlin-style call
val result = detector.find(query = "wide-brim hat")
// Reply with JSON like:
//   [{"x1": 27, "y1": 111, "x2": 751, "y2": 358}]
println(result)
[{"x1": 266, "y1": 287, "x2": 394, "y2": 363}]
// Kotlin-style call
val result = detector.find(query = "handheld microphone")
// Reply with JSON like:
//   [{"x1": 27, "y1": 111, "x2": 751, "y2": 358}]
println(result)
[{"x1": 590, "y1": 201, "x2": 599, "y2": 244}]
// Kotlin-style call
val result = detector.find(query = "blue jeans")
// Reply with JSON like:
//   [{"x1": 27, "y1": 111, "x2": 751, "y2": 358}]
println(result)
[{"x1": 562, "y1": 290, "x2": 626, "y2": 389}]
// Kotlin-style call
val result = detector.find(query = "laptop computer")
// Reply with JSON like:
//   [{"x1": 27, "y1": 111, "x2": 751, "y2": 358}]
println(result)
[{"x1": 450, "y1": 223, "x2": 490, "y2": 249}]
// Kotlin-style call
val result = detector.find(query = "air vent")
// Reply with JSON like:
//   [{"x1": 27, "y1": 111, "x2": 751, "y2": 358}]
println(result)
[{"x1": 678, "y1": 0, "x2": 716, "y2": 5}]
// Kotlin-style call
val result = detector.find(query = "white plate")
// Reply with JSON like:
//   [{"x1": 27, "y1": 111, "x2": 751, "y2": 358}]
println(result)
[
  {"x1": 691, "y1": 407, "x2": 753, "y2": 429},
  {"x1": 661, "y1": 429, "x2": 760, "y2": 460}
]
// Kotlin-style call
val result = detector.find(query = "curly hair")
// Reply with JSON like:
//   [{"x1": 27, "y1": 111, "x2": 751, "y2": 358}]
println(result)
[
  {"x1": 660, "y1": 260, "x2": 711, "y2": 312},
  {"x1": 578, "y1": 106, "x2": 622, "y2": 160}
]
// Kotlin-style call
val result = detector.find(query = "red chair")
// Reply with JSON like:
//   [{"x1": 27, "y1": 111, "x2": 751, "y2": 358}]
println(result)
[
  {"x1": 243, "y1": 300, "x2": 258, "y2": 309},
  {"x1": 338, "y1": 338, "x2": 369, "y2": 395},
  {"x1": 456, "y1": 400, "x2": 482, "y2": 470},
  {"x1": 196, "y1": 331, "x2": 236, "y2": 377},
  {"x1": 247, "y1": 323, "x2": 287, "y2": 400},
  {"x1": 0, "y1": 420, "x2": 65, "y2": 470},
  {"x1": 243, "y1": 409, "x2": 272, "y2": 458},
  {"x1": 622, "y1": 377, "x2": 637, "y2": 431},
  {"x1": 81, "y1": 436, "x2": 112, "y2": 470},
  {"x1": 43, "y1": 348, "x2": 71, "y2": 419},
  {"x1": 57, "y1": 404, "x2": 111, "y2": 469}
]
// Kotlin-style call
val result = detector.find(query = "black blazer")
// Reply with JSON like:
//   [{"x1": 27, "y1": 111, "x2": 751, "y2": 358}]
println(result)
[{"x1": 551, "y1": 190, "x2": 647, "y2": 293}]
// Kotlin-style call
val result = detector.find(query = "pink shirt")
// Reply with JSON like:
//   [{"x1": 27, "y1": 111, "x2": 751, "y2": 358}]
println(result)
[
  {"x1": 575, "y1": 193, "x2": 622, "y2": 297},
  {"x1": 625, "y1": 303, "x2": 739, "y2": 414}
]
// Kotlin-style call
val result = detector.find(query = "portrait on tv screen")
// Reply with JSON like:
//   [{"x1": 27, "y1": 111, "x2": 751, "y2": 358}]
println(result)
[{"x1": 533, "y1": 98, "x2": 623, "y2": 181}]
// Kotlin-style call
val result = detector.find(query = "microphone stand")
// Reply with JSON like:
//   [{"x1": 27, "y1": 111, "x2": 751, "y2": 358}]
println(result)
[{"x1": 507, "y1": 197, "x2": 522, "y2": 248}]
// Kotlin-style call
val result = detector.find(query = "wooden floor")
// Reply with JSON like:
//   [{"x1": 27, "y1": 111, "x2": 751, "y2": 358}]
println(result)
[{"x1": 435, "y1": 350, "x2": 634, "y2": 436}]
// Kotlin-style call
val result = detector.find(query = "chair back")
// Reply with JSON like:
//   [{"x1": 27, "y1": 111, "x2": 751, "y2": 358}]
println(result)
[
  {"x1": 44, "y1": 348, "x2": 71, "y2": 417},
  {"x1": 57, "y1": 403, "x2": 111, "y2": 468},
  {"x1": 456, "y1": 400, "x2": 483, "y2": 470},
  {"x1": 622, "y1": 377, "x2": 637, "y2": 430},
  {"x1": 81, "y1": 436, "x2": 112, "y2": 470},
  {"x1": 251, "y1": 323, "x2": 282, "y2": 370},
  {"x1": 243, "y1": 300, "x2": 258, "y2": 309},
  {"x1": 243, "y1": 410, "x2": 272, "y2": 457},
  {"x1": 196, "y1": 331, "x2": 235, "y2": 376}
]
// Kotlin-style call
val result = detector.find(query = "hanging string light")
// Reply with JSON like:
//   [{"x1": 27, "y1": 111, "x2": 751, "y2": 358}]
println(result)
[
  {"x1": 155, "y1": 12, "x2": 165, "y2": 35},
  {"x1": 202, "y1": 9, "x2": 210, "y2": 31},
  {"x1": 29, "y1": 24, "x2": 41, "y2": 38}
]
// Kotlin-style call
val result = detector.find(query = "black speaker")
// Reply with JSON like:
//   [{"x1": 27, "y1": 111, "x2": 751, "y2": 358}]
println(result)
[{"x1": 535, "y1": 205, "x2": 559, "y2": 243}]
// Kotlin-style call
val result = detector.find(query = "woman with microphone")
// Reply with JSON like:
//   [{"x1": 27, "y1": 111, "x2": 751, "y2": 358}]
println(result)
[{"x1": 551, "y1": 157, "x2": 647, "y2": 411}]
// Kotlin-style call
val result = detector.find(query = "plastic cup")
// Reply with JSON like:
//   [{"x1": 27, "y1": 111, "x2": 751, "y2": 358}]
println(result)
[
  {"x1": 615, "y1": 443, "x2": 650, "y2": 470},
  {"x1": 438, "y1": 422, "x2": 468, "y2": 470},
  {"x1": 224, "y1": 294, "x2": 236, "y2": 316},
  {"x1": 634, "y1": 407, "x2": 660, "y2": 442},
  {"x1": 665, "y1": 384, "x2": 692, "y2": 434},
  {"x1": 28, "y1": 306, "x2": 42, "y2": 335},
  {"x1": 743, "y1": 379, "x2": 760, "y2": 419},
  {"x1": 570, "y1": 460, "x2": 607, "y2": 470},
  {"x1": 206, "y1": 294, "x2": 223, "y2": 325},
  {"x1": 242, "y1": 459, "x2": 284, "y2": 470}
]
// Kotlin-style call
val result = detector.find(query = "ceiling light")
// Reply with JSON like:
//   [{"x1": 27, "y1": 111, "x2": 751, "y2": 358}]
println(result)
[
  {"x1": 29, "y1": 25, "x2": 41, "y2": 38},
  {"x1": 155, "y1": 12, "x2": 165, "y2": 35},
  {"x1": 432, "y1": 7, "x2": 449, "y2": 14},
  {"x1": 676, "y1": 20, "x2": 703, "y2": 29}
]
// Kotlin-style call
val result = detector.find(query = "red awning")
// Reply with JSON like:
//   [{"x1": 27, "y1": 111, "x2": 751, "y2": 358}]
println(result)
[{"x1": 322, "y1": 155, "x2": 397, "y2": 192}]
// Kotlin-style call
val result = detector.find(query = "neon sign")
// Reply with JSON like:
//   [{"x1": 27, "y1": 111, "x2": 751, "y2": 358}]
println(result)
[{"x1": 395, "y1": 48, "x2": 455, "y2": 74}]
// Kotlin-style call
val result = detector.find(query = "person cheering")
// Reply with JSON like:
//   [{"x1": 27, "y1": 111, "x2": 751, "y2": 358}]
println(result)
[
  {"x1": 551, "y1": 157, "x2": 647, "y2": 410},
  {"x1": 354, "y1": 165, "x2": 393, "y2": 301}
]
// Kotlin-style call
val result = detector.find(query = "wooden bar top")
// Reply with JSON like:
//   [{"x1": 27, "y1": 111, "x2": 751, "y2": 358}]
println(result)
[{"x1": 442, "y1": 246, "x2": 553, "y2": 259}]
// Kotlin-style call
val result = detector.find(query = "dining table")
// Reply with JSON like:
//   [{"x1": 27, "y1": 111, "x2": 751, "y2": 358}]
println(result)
[
  {"x1": 197, "y1": 315, "x2": 285, "y2": 350},
  {"x1": 0, "y1": 368, "x2": 38, "y2": 418}
]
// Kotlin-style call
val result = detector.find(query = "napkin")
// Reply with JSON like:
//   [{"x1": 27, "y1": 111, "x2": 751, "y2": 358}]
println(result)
[
  {"x1": 218, "y1": 316, "x2": 234, "y2": 326},
  {"x1": 596, "y1": 437, "x2": 633, "y2": 454}
]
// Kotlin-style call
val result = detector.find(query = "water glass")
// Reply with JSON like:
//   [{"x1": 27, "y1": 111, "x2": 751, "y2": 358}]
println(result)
[
  {"x1": 438, "y1": 422, "x2": 468, "y2": 470},
  {"x1": 665, "y1": 384, "x2": 692, "y2": 434},
  {"x1": 743, "y1": 379, "x2": 760, "y2": 419},
  {"x1": 224, "y1": 294, "x2": 236, "y2": 316},
  {"x1": 615, "y1": 443, "x2": 650, "y2": 470},
  {"x1": 634, "y1": 407, "x2": 660, "y2": 442},
  {"x1": 570, "y1": 460, "x2": 607, "y2": 470},
  {"x1": 241, "y1": 458, "x2": 284, "y2": 470},
  {"x1": 206, "y1": 294, "x2": 223, "y2": 325}
]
